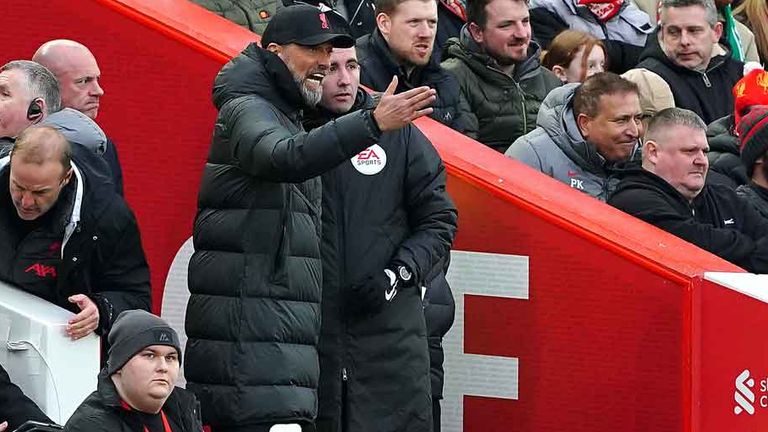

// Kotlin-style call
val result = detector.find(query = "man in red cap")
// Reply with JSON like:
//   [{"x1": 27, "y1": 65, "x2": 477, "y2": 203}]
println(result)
[{"x1": 185, "y1": 4, "x2": 437, "y2": 432}]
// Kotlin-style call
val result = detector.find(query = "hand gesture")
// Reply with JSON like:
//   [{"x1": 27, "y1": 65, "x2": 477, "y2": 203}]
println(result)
[
  {"x1": 67, "y1": 294, "x2": 99, "y2": 340},
  {"x1": 373, "y1": 76, "x2": 437, "y2": 132}
]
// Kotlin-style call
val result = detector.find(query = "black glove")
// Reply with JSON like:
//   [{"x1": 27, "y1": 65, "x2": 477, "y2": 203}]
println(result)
[
  {"x1": 346, "y1": 265, "x2": 413, "y2": 316},
  {"x1": 346, "y1": 271, "x2": 393, "y2": 316}
]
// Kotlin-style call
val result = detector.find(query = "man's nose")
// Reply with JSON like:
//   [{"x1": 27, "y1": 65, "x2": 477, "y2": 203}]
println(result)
[
  {"x1": 91, "y1": 80, "x2": 104, "y2": 97},
  {"x1": 337, "y1": 69, "x2": 352, "y2": 87},
  {"x1": 20, "y1": 193, "x2": 35, "y2": 208},
  {"x1": 627, "y1": 118, "x2": 640, "y2": 138}
]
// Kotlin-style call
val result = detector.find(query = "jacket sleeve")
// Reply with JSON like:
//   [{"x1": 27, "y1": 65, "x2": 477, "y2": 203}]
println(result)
[
  {"x1": 91, "y1": 201, "x2": 151, "y2": 334},
  {"x1": 455, "y1": 93, "x2": 478, "y2": 140},
  {"x1": 226, "y1": 96, "x2": 382, "y2": 183},
  {"x1": 529, "y1": 7, "x2": 568, "y2": 49},
  {"x1": 0, "y1": 365, "x2": 53, "y2": 430},
  {"x1": 609, "y1": 187, "x2": 761, "y2": 269},
  {"x1": 389, "y1": 127, "x2": 458, "y2": 285},
  {"x1": 505, "y1": 134, "x2": 545, "y2": 172}
]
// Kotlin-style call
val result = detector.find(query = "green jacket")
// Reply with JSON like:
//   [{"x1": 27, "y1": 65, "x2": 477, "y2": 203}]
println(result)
[
  {"x1": 190, "y1": 0, "x2": 277, "y2": 35},
  {"x1": 441, "y1": 26, "x2": 562, "y2": 153}
]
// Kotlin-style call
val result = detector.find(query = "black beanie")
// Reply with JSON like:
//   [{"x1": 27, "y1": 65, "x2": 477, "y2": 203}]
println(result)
[
  {"x1": 107, "y1": 310, "x2": 181, "y2": 375},
  {"x1": 737, "y1": 105, "x2": 768, "y2": 177}
]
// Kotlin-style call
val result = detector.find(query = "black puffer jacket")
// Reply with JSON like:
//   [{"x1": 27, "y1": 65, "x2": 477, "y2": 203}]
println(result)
[
  {"x1": 64, "y1": 369, "x2": 202, "y2": 432},
  {"x1": 186, "y1": 43, "x2": 383, "y2": 429},
  {"x1": 637, "y1": 36, "x2": 743, "y2": 125},
  {"x1": 706, "y1": 114, "x2": 749, "y2": 187},
  {"x1": 306, "y1": 90, "x2": 457, "y2": 432},
  {"x1": 356, "y1": 30, "x2": 476, "y2": 137},
  {"x1": 609, "y1": 168, "x2": 768, "y2": 272},
  {"x1": 0, "y1": 365, "x2": 52, "y2": 430},
  {"x1": 441, "y1": 26, "x2": 562, "y2": 153},
  {"x1": 0, "y1": 143, "x2": 150, "y2": 335},
  {"x1": 737, "y1": 182, "x2": 768, "y2": 219},
  {"x1": 422, "y1": 256, "x2": 453, "y2": 400}
]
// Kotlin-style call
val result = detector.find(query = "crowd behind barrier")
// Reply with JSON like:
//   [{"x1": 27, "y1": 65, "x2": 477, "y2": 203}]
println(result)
[{"x1": 5, "y1": 0, "x2": 768, "y2": 429}]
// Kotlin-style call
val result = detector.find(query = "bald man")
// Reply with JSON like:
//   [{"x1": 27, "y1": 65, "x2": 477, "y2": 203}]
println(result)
[
  {"x1": 33, "y1": 40, "x2": 123, "y2": 195},
  {"x1": 0, "y1": 126, "x2": 150, "y2": 340}
]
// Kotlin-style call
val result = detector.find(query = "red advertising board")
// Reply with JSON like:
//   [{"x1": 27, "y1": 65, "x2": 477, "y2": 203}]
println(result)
[{"x1": 4, "y1": 1, "x2": 767, "y2": 430}]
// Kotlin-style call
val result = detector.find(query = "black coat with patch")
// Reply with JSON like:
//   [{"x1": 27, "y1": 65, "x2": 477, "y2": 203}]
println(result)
[
  {"x1": 608, "y1": 168, "x2": 768, "y2": 272},
  {"x1": 186, "y1": 43, "x2": 383, "y2": 428},
  {"x1": 305, "y1": 90, "x2": 457, "y2": 432}
]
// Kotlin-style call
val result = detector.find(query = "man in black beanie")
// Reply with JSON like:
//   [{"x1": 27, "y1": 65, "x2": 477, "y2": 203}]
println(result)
[
  {"x1": 64, "y1": 310, "x2": 202, "y2": 432},
  {"x1": 736, "y1": 106, "x2": 768, "y2": 219}
]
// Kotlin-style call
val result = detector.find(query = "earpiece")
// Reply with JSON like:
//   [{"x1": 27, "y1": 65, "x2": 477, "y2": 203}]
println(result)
[{"x1": 27, "y1": 99, "x2": 43, "y2": 122}]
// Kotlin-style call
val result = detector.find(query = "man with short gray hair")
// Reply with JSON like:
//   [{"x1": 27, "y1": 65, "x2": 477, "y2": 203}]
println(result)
[
  {"x1": 636, "y1": 0, "x2": 743, "y2": 124},
  {"x1": 0, "y1": 61, "x2": 60, "y2": 145},
  {"x1": 609, "y1": 107, "x2": 768, "y2": 273}
]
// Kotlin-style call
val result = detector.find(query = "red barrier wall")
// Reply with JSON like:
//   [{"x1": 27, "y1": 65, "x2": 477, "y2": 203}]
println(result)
[{"x1": 5, "y1": 1, "x2": 759, "y2": 430}]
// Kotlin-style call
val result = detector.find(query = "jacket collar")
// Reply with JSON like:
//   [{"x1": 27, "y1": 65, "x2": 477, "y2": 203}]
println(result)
[{"x1": 213, "y1": 43, "x2": 306, "y2": 120}]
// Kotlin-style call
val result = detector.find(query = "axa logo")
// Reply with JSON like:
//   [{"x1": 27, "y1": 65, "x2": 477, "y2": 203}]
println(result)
[
  {"x1": 25, "y1": 263, "x2": 57, "y2": 278},
  {"x1": 735, "y1": 369, "x2": 756, "y2": 415}
]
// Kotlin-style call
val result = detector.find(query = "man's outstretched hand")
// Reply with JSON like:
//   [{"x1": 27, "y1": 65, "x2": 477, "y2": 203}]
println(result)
[{"x1": 373, "y1": 76, "x2": 437, "y2": 131}]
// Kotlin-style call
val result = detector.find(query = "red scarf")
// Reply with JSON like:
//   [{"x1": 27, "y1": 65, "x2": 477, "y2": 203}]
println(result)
[{"x1": 578, "y1": 0, "x2": 624, "y2": 22}]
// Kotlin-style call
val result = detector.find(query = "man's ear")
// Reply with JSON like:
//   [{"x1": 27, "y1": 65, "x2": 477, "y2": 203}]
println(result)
[
  {"x1": 61, "y1": 168, "x2": 73, "y2": 187},
  {"x1": 468, "y1": 22, "x2": 483, "y2": 44},
  {"x1": 551, "y1": 65, "x2": 568, "y2": 83},
  {"x1": 576, "y1": 112, "x2": 592, "y2": 138},
  {"x1": 376, "y1": 12, "x2": 391, "y2": 38},
  {"x1": 266, "y1": 42, "x2": 282, "y2": 55},
  {"x1": 712, "y1": 21, "x2": 724, "y2": 42},
  {"x1": 644, "y1": 140, "x2": 660, "y2": 165}
]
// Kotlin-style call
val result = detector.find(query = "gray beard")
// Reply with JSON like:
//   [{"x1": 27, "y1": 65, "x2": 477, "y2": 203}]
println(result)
[{"x1": 295, "y1": 75, "x2": 322, "y2": 107}]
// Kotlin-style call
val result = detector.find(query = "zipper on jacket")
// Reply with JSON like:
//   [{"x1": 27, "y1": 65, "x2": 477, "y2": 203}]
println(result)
[
  {"x1": 515, "y1": 81, "x2": 528, "y2": 135},
  {"x1": 341, "y1": 367, "x2": 349, "y2": 431},
  {"x1": 701, "y1": 73, "x2": 712, "y2": 88}
]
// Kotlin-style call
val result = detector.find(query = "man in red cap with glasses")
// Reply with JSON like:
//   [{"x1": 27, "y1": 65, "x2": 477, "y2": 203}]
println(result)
[{"x1": 185, "y1": 4, "x2": 436, "y2": 431}]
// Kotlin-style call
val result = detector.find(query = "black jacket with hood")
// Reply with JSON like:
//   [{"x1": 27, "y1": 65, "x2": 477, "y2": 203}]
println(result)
[
  {"x1": 608, "y1": 167, "x2": 768, "y2": 272},
  {"x1": 0, "y1": 119, "x2": 150, "y2": 335},
  {"x1": 304, "y1": 90, "x2": 457, "y2": 432},
  {"x1": 637, "y1": 36, "x2": 743, "y2": 125},
  {"x1": 64, "y1": 368, "x2": 202, "y2": 432},
  {"x1": 185, "y1": 43, "x2": 384, "y2": 429},
  {"x1": 356, "y1": 29, "x2": 476, "y2": 137}
]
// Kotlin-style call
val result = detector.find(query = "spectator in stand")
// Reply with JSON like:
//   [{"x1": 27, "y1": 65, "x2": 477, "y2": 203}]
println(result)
[
  {"x1": 735, "y1": 106, "x2": 768, "y2": 218},
  {"x1": 0, "y1": 364, "x2": 53, "y2": 431},
  {"x1": 64, "y1": 310, "x2": 202, "y2": 431},
  {"x1": 529, "y1": 0, "x2": 653, "y2": 73},
  {"x1": 305, "y1": 45, "x2": 457, "y2": 432},
  {"x1": 621, "y1": 67, "x2": 675, "y2": 132},
  {"x1": 33, "y1": 40, "x2": 123, "y2": 196},
  {"x1": 706, "y1": 68, "x2": 768, "y2": 187},
  {"x1": 184, "y1": 5, "x2": 436, "y2": 431},
  {"x1": 356, "y1": 0, "x2": 475, "y2": 135},
  {"x1": 636, "y1": 0, "x2": 743, "y2": 125},
  {"x1": 734, "y1": 0, "x2": 768, "y2": 64},
  {"x1": 506, "y1": 72, "x2": 643, "y2": 201},
  {"x1": 0, "y1": 126, "x2": 150, "y2": 340},
  {"x1": 609, "y1": 107, "x2": 768, "y2": 273},
  {"x1": 635, "y1": 0, "x2": 759, "y2": 63},
  {"x1": 189, "y1": 0, "x2": 279, "y2": 35},
  {"x1": 442, "y1": 0, "x2": 561, "y2": 153},
  {"x1": 542, "y1": 30, "x2": 607, "y2": 83}
]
